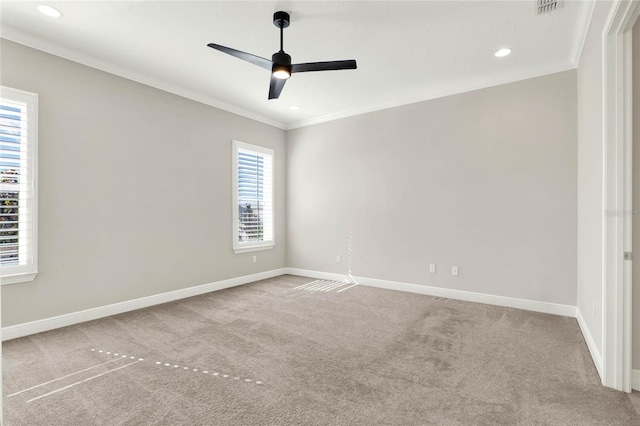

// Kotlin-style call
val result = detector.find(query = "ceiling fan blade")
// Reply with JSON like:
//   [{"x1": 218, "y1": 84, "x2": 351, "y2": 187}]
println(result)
[
  {"x1": 207, "y1": 43, "x2": 272, "y2": 71},
  {"x1": 268, "y1": 75, "x2": 287, "y2": 100},
  {"x1": 291, "y1": 60, "x2": 357, "y2": 73}
]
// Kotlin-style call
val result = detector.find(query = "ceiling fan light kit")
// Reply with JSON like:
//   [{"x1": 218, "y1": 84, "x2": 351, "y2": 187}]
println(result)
[{"x1": 207, "y1": 11, "x2": 357, "y2": 100}]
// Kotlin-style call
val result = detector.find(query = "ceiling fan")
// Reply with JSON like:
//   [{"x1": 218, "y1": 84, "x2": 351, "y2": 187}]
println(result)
[{"x1": 207, "y1": 11, "x2": 357, "y2": 100}]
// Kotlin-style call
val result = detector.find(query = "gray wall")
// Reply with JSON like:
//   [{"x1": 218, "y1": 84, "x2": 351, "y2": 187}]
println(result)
[
  {"x1": 633, "y1": 18, "x2": 640, "y2": 372},
  {"x1": 0, "y1": 40, "x2": 287, "y2": 326},
  {"x1": 576, "y1": 0, "x2": 612, "y2": 358},
  {"x1": 287, "y1": 71, "x2": 577, "y2": 305}
]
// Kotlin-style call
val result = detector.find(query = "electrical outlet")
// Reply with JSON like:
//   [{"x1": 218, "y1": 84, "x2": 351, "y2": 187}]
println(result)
[
  {"x1": 337, "y1": 255, "x2": 342, "y2": 263},
  {"x1": 429, "y1": 264, "x2": 436, "y2": 273},
  {"x1": 252, "y1": 255, "x2": 256, "y2": 263},
  {"x1": 451, "y1": 266, "x2": 459, "y2": 276}
]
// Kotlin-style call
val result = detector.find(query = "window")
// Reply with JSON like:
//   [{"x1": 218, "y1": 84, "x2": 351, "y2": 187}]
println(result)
[
  {"x1": 0, "y1": 87, "x2": 38, "y2": 285},
  {"x1": 232, "y1": 140, "x2": 274, "y2": 253}
]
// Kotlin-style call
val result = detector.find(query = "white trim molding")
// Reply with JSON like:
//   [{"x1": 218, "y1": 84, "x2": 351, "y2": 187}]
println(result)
[
  {"x1": 285, "y1": 268, "x2": 577, "y2": 318},
  {"x1": 285, "y1": 61, "x2": 575, "y2": 130},
  {"x1": 633, "y1": 370, "x2": 640, "y2": 391},
  {"x1": 601, "y1": 0, "x2": 640, "y2": 393},
  {"x1": 570, "y1": 0, "x2": 597, "y2": 66},
  {"x1": 0, "y1": 27, "x2": 285, "y2": 130},
  {"x1": 232, "y1": 140, "x2": 275, "y2": 254},
  {"x1": 577, "y1": 307, "x2": 604, "y2": 379},
  {"x1": 0, "y1": 86, "x2": 39, "y2": 286},
  {"x1": 1, "y1": 268, "x2": 285, "y2": 341},
  {"x1": 2, "y1": 26, "x2": 577, "y2": 133},
  {"x1": 0, "y1": 272, "x2": 37, "y2": 286},
  {"x1": 285, "y1": 268, "x2": 351, "y2": 284}
]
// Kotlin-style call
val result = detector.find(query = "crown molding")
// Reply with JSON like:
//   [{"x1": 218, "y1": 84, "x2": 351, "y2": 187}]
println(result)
[
  {"x1": 0, "y1": 26, "x2": 286, "y2": 130},
  {"x1": 3, "y1": 25, "x2": 580, "y2": 133},
  {"x1": 569, "y1": 0, "x2": 597, "y2": 67},
  {"x1": 284, "y1": 61, "x2": 576, "y2": 130}
]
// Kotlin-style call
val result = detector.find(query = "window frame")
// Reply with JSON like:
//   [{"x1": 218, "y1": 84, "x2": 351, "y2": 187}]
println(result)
[
  {"x1": 0, "y1": 86, "x2": 38, "y2": 285},
  {"x1": 232, "y1": 140, "x2": 275, "y2": 254}
]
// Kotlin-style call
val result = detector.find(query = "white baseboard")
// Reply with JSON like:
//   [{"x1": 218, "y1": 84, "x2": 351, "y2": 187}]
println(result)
[
  {"x1": 1, "y1": 268, "x2": 286, "y2": 341},
  {"x1": 284, "y1": 268, "x2": 577, "y2": 317},
  {"x1": 0, "y1": 266, "x2": 621, "y2": 394},
  {"x1": 284, "y1": 268, "x2": 350, "y2": 284},
  {"x1": 633, "y1": 369, "x2": 640, "y2": 391},
  {"x1": 576, "y1": 307, "x2": 604, "y2": 381}
]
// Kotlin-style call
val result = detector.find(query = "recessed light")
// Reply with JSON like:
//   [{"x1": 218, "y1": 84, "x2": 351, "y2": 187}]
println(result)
[
  {"x1": 290, "y1": 105, "x2": 299, "y2": 111},
  {"x1": 37, "y1": 4, "x2": 62, "y2": 18},
  {"x1": 494, "y1": 48, "x2": 512, "y2": 58}
]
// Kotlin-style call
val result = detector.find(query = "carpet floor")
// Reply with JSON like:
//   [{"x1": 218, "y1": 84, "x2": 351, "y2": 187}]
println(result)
[{"x1": 3, "y1": 274, "x2": 639, "y2": 425}]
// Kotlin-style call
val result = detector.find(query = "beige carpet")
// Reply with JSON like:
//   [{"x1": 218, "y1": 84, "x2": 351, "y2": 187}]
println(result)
[
  {"x1": 4, "y1": 274, "x2": 639, "y2": 425},
  {"x1": 629, "y1": 392, "x2": 640, "y2": 416}
]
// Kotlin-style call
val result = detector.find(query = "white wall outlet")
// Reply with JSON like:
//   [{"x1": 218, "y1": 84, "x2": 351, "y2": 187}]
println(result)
[
  {"x1": 252, "y1": 255, "x2": 257, "y2": 263},
  {"x1": 429, "y1": 264, "x2": 436, "y2": 273},
  {"x1": 451, "y1": 266, "x2": 459, "y2": 276},
  {"x1": 337, "y1": 255, "x2": 342, "y2": 263}
]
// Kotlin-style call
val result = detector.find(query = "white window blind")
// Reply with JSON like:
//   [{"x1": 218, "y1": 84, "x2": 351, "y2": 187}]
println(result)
[
  {"x1": 0, "y1": 87, "x2": 38, "y2": 285},
  {"x1": 232, "y1": 140, "x2": 274, "y2": 253}
]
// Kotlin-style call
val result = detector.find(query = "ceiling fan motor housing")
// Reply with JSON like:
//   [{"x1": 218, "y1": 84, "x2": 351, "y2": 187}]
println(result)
[
  {"x1": 207, "y1": 9, "x2": 356, "y2": 99},
  {"x1": 272, "y1": 51, "x2": 291, "y2": 66}
]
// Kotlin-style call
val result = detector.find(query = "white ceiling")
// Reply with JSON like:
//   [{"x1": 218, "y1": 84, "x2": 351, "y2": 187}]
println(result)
[{"x1": 0, "y1": 1, "x2": 591, "y2": 129}]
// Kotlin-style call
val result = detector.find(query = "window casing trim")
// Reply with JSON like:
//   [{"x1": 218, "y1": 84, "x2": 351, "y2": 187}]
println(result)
[
  {"x1": 0, "y1": 86, "x2": 38, "y2": 285},
  {"x1": 232, "y1": 140, "x2": 275, "y2": 254}
]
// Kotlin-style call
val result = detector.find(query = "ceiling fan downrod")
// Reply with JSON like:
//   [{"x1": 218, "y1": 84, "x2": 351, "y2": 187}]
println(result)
[
  {"x1": 273, "y1": 11, "x2": 290, "y2": 53},
  {"x1": 206, "y1": 9, "x2": 356, "y2": 100}
]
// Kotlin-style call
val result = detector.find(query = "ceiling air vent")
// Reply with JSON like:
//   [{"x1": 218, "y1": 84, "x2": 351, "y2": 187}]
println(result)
[{"x1": 537, "y1": 0, "x2": 562, "y2": 14}]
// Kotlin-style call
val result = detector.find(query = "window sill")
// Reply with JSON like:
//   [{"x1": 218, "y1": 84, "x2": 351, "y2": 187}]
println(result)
[
  {"x1": 1, "y1": 271, "x2": 39, "y2": 285},
  {"x1": 233, "y1": 244, "x2": 274, "y2": 254}
]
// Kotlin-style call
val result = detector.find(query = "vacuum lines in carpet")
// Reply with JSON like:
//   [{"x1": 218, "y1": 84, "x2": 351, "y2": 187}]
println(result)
[
  {"x1": 5, "y1": 274, "x2": 639, "y2": 425},
  {"x1": 9, "y1": 348, "x2": 263, "y2": 406}
]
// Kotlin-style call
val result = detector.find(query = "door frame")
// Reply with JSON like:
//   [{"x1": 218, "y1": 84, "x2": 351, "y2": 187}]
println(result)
[{"x1": 602, "y1": 0, "x2": 640, "y2": 393}]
